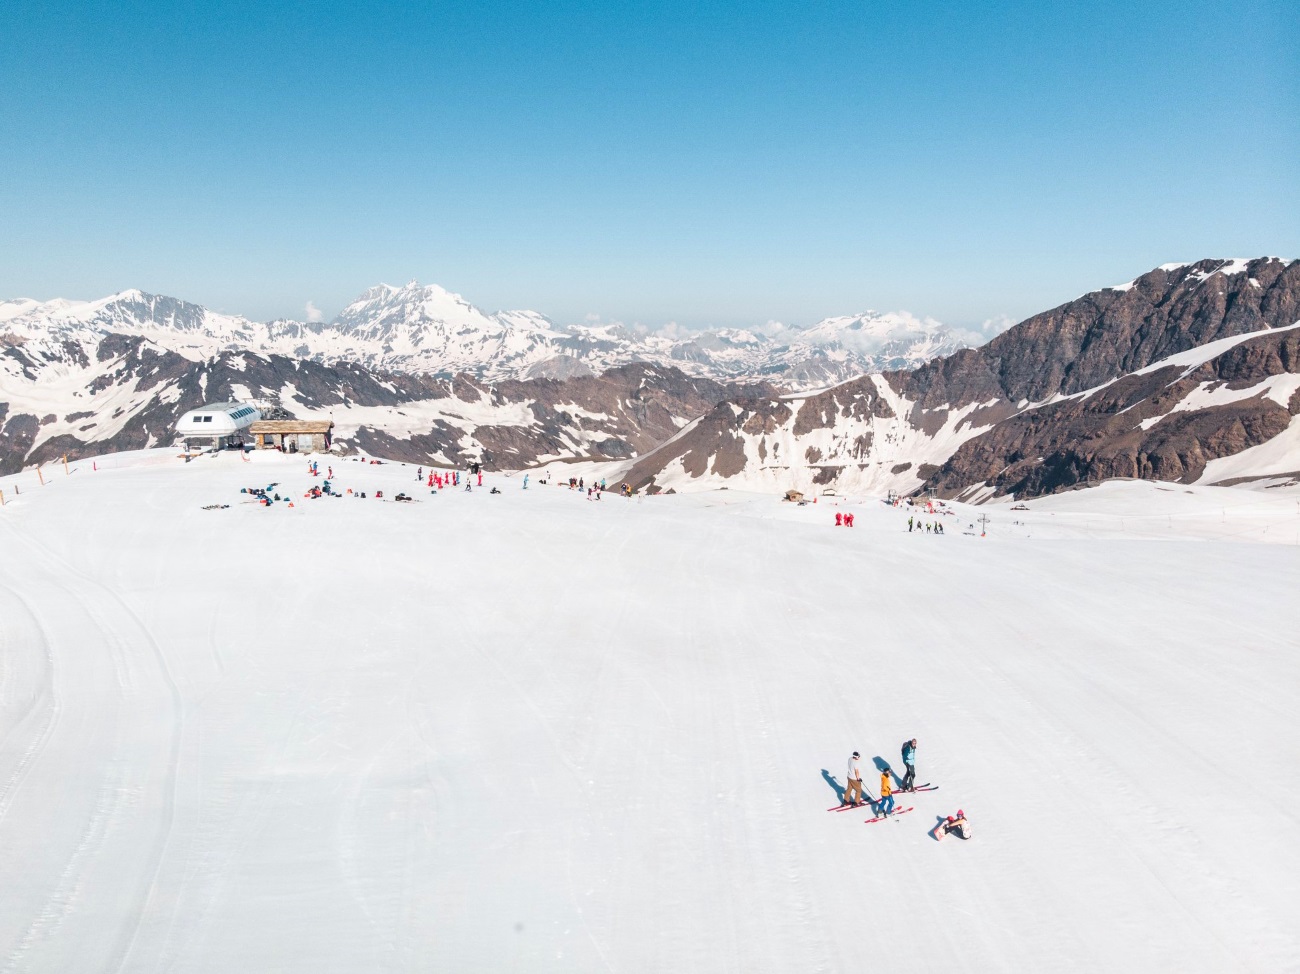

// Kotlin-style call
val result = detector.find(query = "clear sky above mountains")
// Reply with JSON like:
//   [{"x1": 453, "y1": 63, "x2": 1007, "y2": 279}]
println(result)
[{"x1": 1, "y1": 0, "x2": 1296, "y2": 333}]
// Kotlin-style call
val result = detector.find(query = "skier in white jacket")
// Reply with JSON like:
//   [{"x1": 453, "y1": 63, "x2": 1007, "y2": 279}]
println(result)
[{"x1": 844, "y1": 751, "x2": 865, "y2": 806}]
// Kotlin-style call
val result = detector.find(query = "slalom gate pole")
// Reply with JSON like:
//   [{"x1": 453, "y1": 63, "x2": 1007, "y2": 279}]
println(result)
[
  {"x1": 37, "y1": 465, "x2": 44, "y2": 486},
  {"x1": 63, "y1": 454, "x2": 69, "y2": 475}
]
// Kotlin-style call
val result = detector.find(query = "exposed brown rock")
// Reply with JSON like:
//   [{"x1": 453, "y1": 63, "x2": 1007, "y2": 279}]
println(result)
[
  {"x1": 892, "y1": 258, "x2": 1300, "y2": 409},
  {"x1": 622, "y1": 258, "x2": 1300, "y2": 501},
  {"x1": 711, "y1": 431, "x2": 748, "y2": 477},
  {"x1": 0, "y1": 414, "x2": 39, "y2": 474},
  {"x1": 922, "y1": 327, "x2": 1299, "y2": 498}
]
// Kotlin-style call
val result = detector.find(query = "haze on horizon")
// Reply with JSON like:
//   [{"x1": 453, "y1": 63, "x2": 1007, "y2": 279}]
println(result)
[{"x1": 1, "y1": 0, "x2": 1296, "y2": 335}]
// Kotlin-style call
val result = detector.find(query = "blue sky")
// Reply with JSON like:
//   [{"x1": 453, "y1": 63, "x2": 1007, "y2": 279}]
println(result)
[{"x1": 1, "y1": 0, "x2": 1296, "y2": 333}]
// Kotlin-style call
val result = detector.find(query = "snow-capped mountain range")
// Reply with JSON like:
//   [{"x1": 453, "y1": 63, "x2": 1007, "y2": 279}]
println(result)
[
  {"x1": 0, "y1": 283, "x2": 970, "y2": 388},
  {"x1": 8, "y1": 257, "x2": 1295, "y2": 499}
]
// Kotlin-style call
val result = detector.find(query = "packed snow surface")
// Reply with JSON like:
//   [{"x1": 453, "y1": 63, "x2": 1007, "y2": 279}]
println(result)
[{"x1": 1, "y1": 451, "x2": 1297, "y2": 973}]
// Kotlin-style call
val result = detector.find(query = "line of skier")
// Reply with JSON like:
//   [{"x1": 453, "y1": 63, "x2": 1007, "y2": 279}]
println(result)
[
  {"x1": 908, "y1": 516, "x2": 944, "y2": 534},
  {"x1": 409, "y1": 464, "x2": 619, "y2": 495}
]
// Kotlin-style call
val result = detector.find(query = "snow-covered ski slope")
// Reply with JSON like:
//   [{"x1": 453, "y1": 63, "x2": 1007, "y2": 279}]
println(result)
[{"x1": 1, "y1": 451, "x2": 1297, "y2": 973}]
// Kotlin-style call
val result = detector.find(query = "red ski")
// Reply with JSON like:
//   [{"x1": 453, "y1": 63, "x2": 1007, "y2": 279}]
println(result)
[
  {"x1": 897, "y1": 784, "x2": 938, "y2": 793},
  {"x1": 864, "y1": 806, "x2": 914, "y2": 824}
]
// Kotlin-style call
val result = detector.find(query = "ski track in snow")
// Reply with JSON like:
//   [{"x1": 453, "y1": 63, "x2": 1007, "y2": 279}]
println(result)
[
  {"x1": 0, "y1": 450, "x2": 1298, "y2": 972},
  {"x1": 0, "y1": 520, "x2": 183, "y2": 974},
  {"x1": 0, "y1": 587, "x2": 61, "y2": 834}
]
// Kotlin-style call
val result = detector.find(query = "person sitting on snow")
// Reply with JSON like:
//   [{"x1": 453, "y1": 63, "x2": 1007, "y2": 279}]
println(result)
[{"x1": 937, "y1": 810, "x2": 971, "y2": 841}]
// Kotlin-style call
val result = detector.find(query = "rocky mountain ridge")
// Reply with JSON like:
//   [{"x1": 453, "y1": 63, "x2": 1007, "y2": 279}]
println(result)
[
  {"x1": 618, "y1": 257, "x2": 1300, "y2": 499},
  {"x1": 0, "y1": 322, "x2": 774, "y2": 474}
]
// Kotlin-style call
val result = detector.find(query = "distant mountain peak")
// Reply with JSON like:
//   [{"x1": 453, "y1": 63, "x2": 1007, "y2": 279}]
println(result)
[{"x1": 2, "y1": 279, "x2": 973, "y2": 387}]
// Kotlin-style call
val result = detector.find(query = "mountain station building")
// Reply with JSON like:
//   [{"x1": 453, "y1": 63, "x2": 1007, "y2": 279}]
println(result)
[{"x1": 249, "y1": 420, "x2": 335, "y2": 454}]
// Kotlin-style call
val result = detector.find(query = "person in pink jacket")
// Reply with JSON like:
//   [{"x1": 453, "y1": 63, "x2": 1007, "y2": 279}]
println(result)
[{"x1": 935, "y1": 810, "x2": 971, "y2": 841}]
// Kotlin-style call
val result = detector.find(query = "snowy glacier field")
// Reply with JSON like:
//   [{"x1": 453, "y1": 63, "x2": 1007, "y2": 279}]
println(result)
[{"x1": 1, "y1": 450, "x2": 1297, "y2": 973}]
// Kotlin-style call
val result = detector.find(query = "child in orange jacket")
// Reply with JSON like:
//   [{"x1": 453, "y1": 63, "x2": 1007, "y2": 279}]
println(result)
[{"x1": 878, "y1": 769, "x2": 895, "y2": 817}]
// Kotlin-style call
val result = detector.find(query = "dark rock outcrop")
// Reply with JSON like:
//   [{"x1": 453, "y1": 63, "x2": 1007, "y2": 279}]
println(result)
[
  {"x1": 924, "y1": 325, "x2": 1300, "y2": 497},
  {"x1": 895, "y1": 258, "x2": 1299, "y2": 407},
  {"x1": 619, "y1": 258, "x2": 1300, "y2": 498}
]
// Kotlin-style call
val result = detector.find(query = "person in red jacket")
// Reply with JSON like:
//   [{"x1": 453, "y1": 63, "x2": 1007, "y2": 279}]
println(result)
[{"x1": 835, "y1": 512, "x2": 843, "y2": 527}]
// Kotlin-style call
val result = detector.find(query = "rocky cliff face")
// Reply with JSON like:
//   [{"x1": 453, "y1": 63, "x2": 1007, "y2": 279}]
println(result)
[
  {"x1": 894, "y1": 257, "x2": 1300, "y2": 406},
  {"x1": 922, "y1": 325, "x2": 1300, "y2": 497},
  {"x1": 619, "y1": 258, "x2": 1300, "y2": 498}
]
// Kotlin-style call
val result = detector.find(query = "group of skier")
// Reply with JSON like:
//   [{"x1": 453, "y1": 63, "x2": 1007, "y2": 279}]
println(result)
[
  {"x1": 247, "y1": 455, "x2": 645, "y2": 511},
  {"x1": 908, "y1": 516, "x2": 945, "y2": 534},
  {"x1": 833, "y1": 512, "x2": 856, "y2": 527},
  {"x1": 841, "y1": 738, "x2": 970, "y2": 839},
  {"x1": 409, "y1": 464, "x2": 633, "y2": 497},
  {"x1": 844, "y1": 740, "x2": 918, "y2": 811},
  {"x1": 421, "y1": 469, "x2": 463, "y2": 489}
]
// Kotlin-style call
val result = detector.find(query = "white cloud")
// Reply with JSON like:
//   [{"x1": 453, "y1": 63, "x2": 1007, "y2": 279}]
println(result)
[
  {"x1": 304, "y1": 301, "x2": 324, "y2": 323},
  {"x1": 946, "y1": 314, "x2": 1018, "y2": 349},
  {"x1": 749, "y1": 319, "x2": 791, "y2": 340},
  {"x1": 572, "y1": 310, "x2": 983, "y2": 351},
  {"x1": 576, "y1": 314, "x2": 680, "y2": 339},
  {"x1": 981, "y1": 313, "x2": 1016, "y2": 336}
]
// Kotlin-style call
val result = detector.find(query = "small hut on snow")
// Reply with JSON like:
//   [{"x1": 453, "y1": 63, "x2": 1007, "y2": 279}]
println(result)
[{"x1": 249, "y1": 420, "x2": 334, "y2": 454}]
